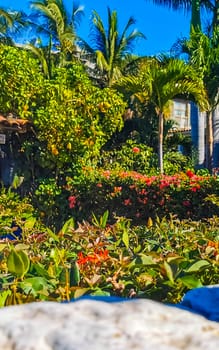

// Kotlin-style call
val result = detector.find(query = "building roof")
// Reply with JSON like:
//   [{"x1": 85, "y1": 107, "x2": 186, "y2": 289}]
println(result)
[{"x1": 0, "y1": 114, "x2": 33, "y2": 133}]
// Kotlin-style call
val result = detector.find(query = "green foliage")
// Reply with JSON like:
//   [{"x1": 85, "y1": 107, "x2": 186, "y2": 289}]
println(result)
[
  {"x1": 0, "y1": 214, "x2": 219, "y2": 305},
  {"x1": 163, "y1": 151, "x2": 194, "y2": 174},
  {"x1": 0, "y1": 45, "x2": 44, "y2": 117},
  {"x1": 0, "y1": 189, "x2": 34, "y2": 236},
  {"x1": 99, "y1": 140, "x2": 157, "y2": 174},
  {"x1": 32, "y1": 63, "x2": 126, "y2": 170}
]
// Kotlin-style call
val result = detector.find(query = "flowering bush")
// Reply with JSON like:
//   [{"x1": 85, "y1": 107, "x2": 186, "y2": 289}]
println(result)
[{"x1": 66, "y1": 168, "x2": 219, "y2": 225}]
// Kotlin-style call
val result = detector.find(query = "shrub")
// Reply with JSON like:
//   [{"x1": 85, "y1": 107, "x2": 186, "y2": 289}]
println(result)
[
  {"x1": 66, "y1": 169, "x2": 219, "y2": 225},
  {"x1": 0, "y1": 214, "x2": 219, "y2": 305}
]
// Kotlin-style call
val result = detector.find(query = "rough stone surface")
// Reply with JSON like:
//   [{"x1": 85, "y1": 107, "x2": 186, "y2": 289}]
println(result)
[{"x1": 0, "y1": 299, "x2": 218, "y2": 349}]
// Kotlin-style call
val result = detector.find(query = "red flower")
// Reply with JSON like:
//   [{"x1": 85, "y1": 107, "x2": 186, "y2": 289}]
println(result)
[
  {"x1": 132, "y1": 147, "x2": 140, "y2": 153},
  {"x1": 68, "y1": 195, "x2": 77, "y2": 209},
  {"x1": 123, "y1": 198, "x2": 132, "y2": 206},
  {"x1": 190, "y1": 184, "x2": 200, "y2": 192},
  {"x1": 186, "y1": 169, "x2": 194, "y2": 178}
]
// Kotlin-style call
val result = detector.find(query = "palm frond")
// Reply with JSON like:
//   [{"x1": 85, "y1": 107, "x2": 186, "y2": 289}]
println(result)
[
  {"x1": 144, "y1": 0, "x2": 192, "y2": 11},
  {"x1": 90, "y1": 10, "x2": 108, "y2": 54}
]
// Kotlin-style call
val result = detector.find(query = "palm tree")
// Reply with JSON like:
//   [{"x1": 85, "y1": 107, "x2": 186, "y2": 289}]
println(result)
[
  {"x1": 114, "y1": 57, "x2": 208, "y2": 173},
  {"x1": 22, "y1": 39, "x2": 52, "y2": 79},
  {"x1": 174, "y1": 29, "x2": 219, "y2": 169},
  {"x1": 80, "y1": 7, "x2": 146, "y2": 87},
  {"x1": 145, "y1": 0, "x2": 214, "y2": 32},
  {"x1": 0, "y1": 7, "x2": 28, "y2": 44},
  {"x1": 30, "y1": 0, "x2": 84, "y2": 60}
]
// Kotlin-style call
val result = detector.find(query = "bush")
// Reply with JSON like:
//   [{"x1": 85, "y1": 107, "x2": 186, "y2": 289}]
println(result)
[
  {"x1": 0, "y1": 188, "x2": 35, "y2": 237},
  {"x1": 66, "y1": 169, "x2": 219, "y2": 225},
  {"x1": 0, "y1": 214, "x2": 219, "y2": 305}
]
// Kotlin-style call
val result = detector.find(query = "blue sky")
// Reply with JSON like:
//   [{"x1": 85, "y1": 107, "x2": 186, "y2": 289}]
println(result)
[{"x1": 1, "y1": 0, "x2": 192, "y2": 56}]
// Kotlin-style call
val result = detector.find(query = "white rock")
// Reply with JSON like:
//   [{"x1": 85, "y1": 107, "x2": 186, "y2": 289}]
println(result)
[{"x1": 0, "y1": 299, "x2": 218, "y2": 349}]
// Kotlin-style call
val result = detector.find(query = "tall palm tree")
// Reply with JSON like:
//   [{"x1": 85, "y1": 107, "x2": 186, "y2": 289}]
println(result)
[
  {"x1": 114, "y1": 57, "x2": 208, "y2": 173},
  {"x1": 80, "y1": 7, "x2": 146, "y2": 87},
  {"x1": 30, "y1": 0, "x2": 84, "y2": 58},
  {"x1": 174, "y1": 29, "x2": 219, "y2": 169}
]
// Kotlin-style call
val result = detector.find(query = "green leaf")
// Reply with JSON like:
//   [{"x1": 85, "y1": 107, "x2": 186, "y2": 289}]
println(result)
[
  {"x1": 0, "y1": 290, "x2": 11, "y2": 307},
  {"x1": 23, "y1": 217, "x2": 36, "y2": 231},
  {"x1": 7, "y1": 249, "x2": 30, "y2": 278},
  {"x1": 18, "y1": 277, "x2": 51, "y2": 297},
  {"x1": 70, "y1": 262, "x2": 80, "y2": 286},
  {"x1": 15, "y1": 244, "x2": 30, "y2": 251},
  {"x1": 186, "y1": 260, "x2": 210, "y2": 273},
  {"x1": 129, "y1": 254, "x2": 156, "y2": 268},
  {"x1": 59, "y1": 218, "x2": 75, "y2": 235},
  {"x1": 179, "y1": 275, "x2": 203, "y2": 289},
  {"x1": 163, "y1": 261, "x2": 174, "y2": 284},
  {"x1": 46, "y1": 228, "x2": 60, "y2": 242},
  {"x1": 100, "y1": 210, "x2": 109, "y2": 228},
  {"x1": 91, "y1": 289, "x2": 111, "y2": 296},
  {"x1": 138, "y1": 254, "x2": 156, "y2": 265},
  {"x1": 122, "y1": 230, "x2": 129, "y2": 249},
  {"x1": 0, "y1": 244, "x2": 7, "y2": 252},
  {"x1": 30, "y1": 262, "x2": 51, "y2": 279}
]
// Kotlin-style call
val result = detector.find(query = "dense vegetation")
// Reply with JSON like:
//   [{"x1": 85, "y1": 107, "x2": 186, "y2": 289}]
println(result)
[{"x1": 0, "y1": 1, "x2": 219, "y2": 306}]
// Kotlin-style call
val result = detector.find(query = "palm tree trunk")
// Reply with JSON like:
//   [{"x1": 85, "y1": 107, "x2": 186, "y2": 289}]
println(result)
[
  {"x1": 206, "y1": 111, "x2": 213, "y2": 170},
  {"x1": 158, "y1": 111, "x2": 164, "y2": 174},
  {"x1": 191, "y1": 0, "x2": 201, "y2": 32}
]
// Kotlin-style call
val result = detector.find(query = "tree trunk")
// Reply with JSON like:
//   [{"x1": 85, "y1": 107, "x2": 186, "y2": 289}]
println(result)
[
  {"x1": 206, "y1": 111, "x2": 213, "y2": 171},
  {"x1": 191, "y1": 0, "x2": 201, "y2": 32},
  {"x1": 158, "y1": 111, "x2": 164, "y2": 174},
  {"x1": 191, "y1": 102, "x2": 206, "y2": 169}
]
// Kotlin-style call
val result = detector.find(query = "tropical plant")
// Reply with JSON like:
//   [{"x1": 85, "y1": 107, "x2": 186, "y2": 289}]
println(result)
[
  {"x1": 30, "y1": 0, "x2": 84, "y2": 63},
  {"x1": 22, "y1": 38, "x2": 53, "y2": 79},
  {"x1": 146, "y1": 0, "x2": 213, "y2": 32},
  {"x1": 1, "y1": 208, "x2": 219, "y2": 305},
  {"x1": 186, "y1": 30, "x2": 219, "y2": 169},
  {"x1": 65, "y1": 167, "x2": 219, "y2": 224},
  {"x1": 173, "y1": 28, "x2": 219, "y2": 170},
  {"x1": 114, "y1": 57, "x2": 207, "y2": 173},
  {"x1": 80, "y1": 7, "x2": 146, "y2": 87},
  {"x1": 0, "y1": 7, "x2": 28, "y2": 44},
  {"x1": 0, "y1": 44, "x2": 45, "y2": 117}
]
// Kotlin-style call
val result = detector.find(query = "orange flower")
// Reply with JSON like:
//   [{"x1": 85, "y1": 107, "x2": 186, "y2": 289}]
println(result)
[
  {"x1": 132, "y1": 147, "x2": 140, "y2": 153},
  {"x1": 77, "y1": 249, "x2": 109, "y2": 266}
]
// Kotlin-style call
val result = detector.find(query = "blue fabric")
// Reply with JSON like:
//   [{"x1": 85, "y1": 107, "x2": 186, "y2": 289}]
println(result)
[
  {"x1": 175, "y1": 286, "x2": 219, "y2": 321},
  {"x1": 0, "y1": 221, "x2": 22, "y2": 240}
]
